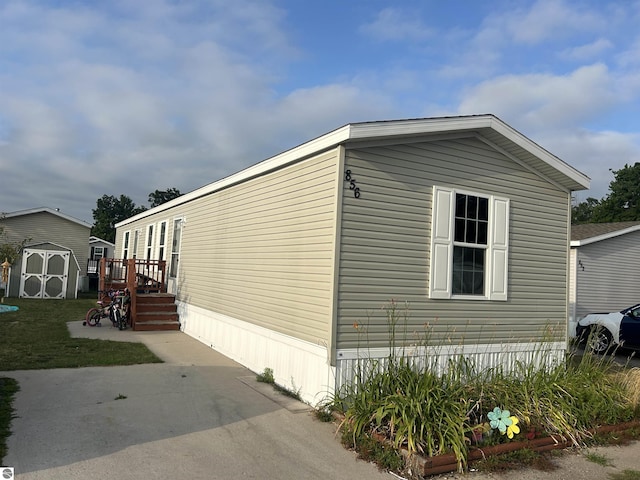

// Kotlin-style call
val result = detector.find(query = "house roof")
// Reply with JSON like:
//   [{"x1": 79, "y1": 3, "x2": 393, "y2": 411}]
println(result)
[
  {"x1": 89, "y1": 236, "x2": 115, "y2": 247},
  {"x1": 571, "y1": 221, "x2": 640, "y2": 246},
  {"x1": 116, "y1": 114, "x2": 591, "y2": 228},
  {"x1": 2, "y1": 207, "x2": 91, "y2": 229}
]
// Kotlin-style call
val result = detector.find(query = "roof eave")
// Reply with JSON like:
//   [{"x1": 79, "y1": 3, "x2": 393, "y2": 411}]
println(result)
[
  {"x1": 3, "y1": 207, "x2": 91, "y2": 229},
  {"x1": 571, "y1": 224, "x2": 640, "y2": 247},
  {"x1": 116, "y1": 114, "x2": 590, "y2": 227}
]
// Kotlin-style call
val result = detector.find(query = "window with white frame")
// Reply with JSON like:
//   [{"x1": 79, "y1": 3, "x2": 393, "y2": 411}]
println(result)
[
  {"x1": 123, "y1": 231, "x2": 130, "y2": 259},
  {"x1": 429, "y1": 186, "x2": 509, "y2": 300},
  {"x1": 91, "y1": 246, "x2": 105, "y2": 260},
  {"x1": 132, "y1": 230, "x2": 140, "y2": 259},
  {"x1": 146, "y1": 224, "x2": 154, "y2": 259},
  {"x1": 169, "y1": 218, "x2": 183, "y2": 278},
  {"x1": 157, "y1": 221, "x2": 167, "y2": 261}
]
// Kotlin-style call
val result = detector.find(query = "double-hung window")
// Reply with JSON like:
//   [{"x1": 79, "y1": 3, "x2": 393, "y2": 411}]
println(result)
[
  {"x1": 157, "y1": 221, "x2": 167, "y2": 261},
  {"x1": 429, "y1": 186, "x2": 509, "y2": 300},
  {"x1": 122, "y1": 231, "x2": 130, "y2": 259},
  {"x1": 146, "y1": 224, "x2": 154, "y2": 259}
]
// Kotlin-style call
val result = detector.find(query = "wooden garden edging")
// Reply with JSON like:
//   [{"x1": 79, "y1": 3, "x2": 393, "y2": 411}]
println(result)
[{"x1": 337, "y1": 414, "x2": 640, "y2": 477}]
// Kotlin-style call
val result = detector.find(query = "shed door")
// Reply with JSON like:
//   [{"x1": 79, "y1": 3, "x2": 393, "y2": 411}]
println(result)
[{"x1": 20, "y1": 249, "x2": 70, "y2": 299}]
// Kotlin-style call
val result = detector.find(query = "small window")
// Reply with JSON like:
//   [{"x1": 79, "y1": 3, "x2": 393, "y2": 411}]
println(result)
[
  {"x1": 158, "y1": 221, "x2": 167, "y2": 261},
  {"x1": 429, "y1": 186, "x2": 509, "y2": 301},
  {"x1": 170, "y1": 218, "x2": 183, "y2": 278},
  {"x1": 132, "y1": 230, "x2": 139, "y2": 259},
  {"x1": 146, "y1": 224, "x2": 154, "y2": 259},
  {"x1": 123, "y1": 231, "x2": 130, "y2": 259},
  {"x1": 92, "y1": 246, "x2": 105, "y2": 260}
]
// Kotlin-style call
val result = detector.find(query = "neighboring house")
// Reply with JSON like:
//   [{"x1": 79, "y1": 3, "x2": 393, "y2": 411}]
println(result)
[
  {"x1": 0, "y1": 207, "x2": 91, "y2": 299},
  {"x1": 568, "y1": 221, "x2": 640, "y2": 337},
  {"x1": 114, "y1": 115, "x2": 590, "y2": 404},
  {"x1": 88, "y1": 236, "x2": 115, "y2": 273},
  {"x1": 88, "y1": 236, "x2": 115, "y2": 290}
]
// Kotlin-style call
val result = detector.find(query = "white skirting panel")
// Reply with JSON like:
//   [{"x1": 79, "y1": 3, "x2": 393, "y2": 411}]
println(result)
[
  {"x1": 335, "y1": 341, "x2": 566, "y2": 394},
  {"x1": 177, "y1": 301, "x2": 336, "y2": 406}
]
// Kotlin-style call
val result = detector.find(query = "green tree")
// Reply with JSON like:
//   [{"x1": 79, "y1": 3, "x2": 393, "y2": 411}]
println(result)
[
  {"x1": 91, "y1": 195, "x2": 147, "y2": 243},
  {"x1": 148, "y1": 188, "x2": 182, "y2": 208},
  {"x1": 591, "y1": 163, "x2": 640, "y2": 222},
  {"x1": 0, "y1": 217, "x2": 30, "y2": 265},
  {"x1": 571, "y1": 197, "x2": 601, "y2": 224}
]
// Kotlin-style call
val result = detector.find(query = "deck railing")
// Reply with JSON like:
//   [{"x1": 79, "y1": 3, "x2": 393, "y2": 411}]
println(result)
[{"x1": 98, "y1": 258, "x2": 167, "y2": 328}]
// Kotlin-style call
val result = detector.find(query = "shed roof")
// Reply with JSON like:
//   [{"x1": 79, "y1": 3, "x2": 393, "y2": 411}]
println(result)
[
  {"x1": 117, "y1": 114, "x2": 591, "y2": 227},
  {"x1": 571, "y1": 222, "x2": 640, "y2": 246},
  {"x1": 2, "y1": 207, "x2": 91, "y2": 229}
]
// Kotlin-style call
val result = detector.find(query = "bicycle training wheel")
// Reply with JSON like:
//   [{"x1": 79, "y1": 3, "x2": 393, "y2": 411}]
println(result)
[{"x1": 85, "y1": 308, "x2": 101, "y2": 327}]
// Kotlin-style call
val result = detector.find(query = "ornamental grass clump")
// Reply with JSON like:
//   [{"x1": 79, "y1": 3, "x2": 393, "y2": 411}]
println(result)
[{"x1": 337, "y1": 354, "x2": 473, "y2": 470}]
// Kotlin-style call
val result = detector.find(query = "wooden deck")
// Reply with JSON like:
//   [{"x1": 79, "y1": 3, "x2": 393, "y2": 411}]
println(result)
[{"x1": 98, "y1": 258, "x2": 180, "y2": 331}]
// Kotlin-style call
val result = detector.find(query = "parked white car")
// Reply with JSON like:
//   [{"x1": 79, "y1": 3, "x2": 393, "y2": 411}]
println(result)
[{"x1": 576, "y1": 304, "x2": 640, "y2": 354}]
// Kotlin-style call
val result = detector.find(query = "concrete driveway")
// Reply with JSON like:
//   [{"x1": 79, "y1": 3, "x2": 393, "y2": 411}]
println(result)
[{"x1": 3, "y1": 323, "x2": 393, "y2": 480}]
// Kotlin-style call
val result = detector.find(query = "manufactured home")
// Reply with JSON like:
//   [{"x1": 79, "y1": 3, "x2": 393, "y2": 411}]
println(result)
[
  {"x1": 1, "y1": 207, "x2": 91, "y2": 299},
  {"x1": 569, "y1": 222, "x2": 640, "y2": 336},
  {"x1": 114, "y1": 115, "x2": 590, "y2": 404}
]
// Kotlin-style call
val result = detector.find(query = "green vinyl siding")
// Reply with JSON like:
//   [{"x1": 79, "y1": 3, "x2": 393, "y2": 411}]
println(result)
[
  {"x1": 336, "y1": 135, "x2": 569, "y2": 349},
  {"x1": 116, "y1": 150, "x2": 339, "y2": 345}
]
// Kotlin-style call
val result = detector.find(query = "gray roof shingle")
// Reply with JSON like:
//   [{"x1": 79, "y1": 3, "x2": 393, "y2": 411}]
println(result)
[{"x1": 571, "y1": 221, "x2": 640, "y2": 241}]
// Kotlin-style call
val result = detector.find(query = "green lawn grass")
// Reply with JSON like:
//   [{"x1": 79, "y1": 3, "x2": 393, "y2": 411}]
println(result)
[
  {"x1": 0, "y1": 297, "x2": 162, "y2": 370},
  {"x1": 0, "y1": 297, "x2": 163, "y2": 463},
  {"x1": 0, "y1": 378, "x2": 18, "y2": 464}
]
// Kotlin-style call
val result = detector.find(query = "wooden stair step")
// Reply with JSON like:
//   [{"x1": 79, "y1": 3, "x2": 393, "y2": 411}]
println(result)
[
  {"x1": 136, "y1": 312, "x2": 178, "y2": 323},
  {"x1": 134, "y1": 321, "x2": 180, "y2": 331},
  {"x1": 136, "y1": 303, "x2": 177, "y2": 313}
]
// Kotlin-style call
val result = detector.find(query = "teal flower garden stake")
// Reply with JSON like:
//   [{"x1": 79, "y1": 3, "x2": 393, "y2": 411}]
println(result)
[{"x1": 487, "y1": 407, "x2": 512, "y2": 435}]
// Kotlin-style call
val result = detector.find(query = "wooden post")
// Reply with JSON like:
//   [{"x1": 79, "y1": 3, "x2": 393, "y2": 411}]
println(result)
[
  {"x1": 99, "y1": 258, "x2": 106, "y2": 296},
  {"x1": 126, "y1": 258, "x2": 137, "y2": 329},
  {"x1": 159, "y1": 260, "x2": 166, "y2": 293}
]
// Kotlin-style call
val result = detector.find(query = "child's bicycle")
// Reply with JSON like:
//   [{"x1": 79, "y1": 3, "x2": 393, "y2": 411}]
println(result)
[{"x1": 84, "y1": 289, "x2": 131, "y2": 330}]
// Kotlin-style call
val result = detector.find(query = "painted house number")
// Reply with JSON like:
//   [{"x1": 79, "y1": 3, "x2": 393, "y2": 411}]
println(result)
[{"x1": 344, "y1": 169, "x2": 361, "y2": 198}]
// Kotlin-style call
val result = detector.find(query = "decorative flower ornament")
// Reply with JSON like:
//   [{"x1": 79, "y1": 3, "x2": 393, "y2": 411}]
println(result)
[
  {"x1": 487, "y1": 407, "x2": 513, "y2": 434},
  {"x1": 506, "y1": 416, "x2": 520, "y2": 439}
]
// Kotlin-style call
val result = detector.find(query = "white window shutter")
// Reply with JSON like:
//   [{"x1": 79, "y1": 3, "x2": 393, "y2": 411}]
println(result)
[
  {"x1": 429, "y1": 186, "x2": 454, "y2": 299},
  {"x1": 488, "y1": 196, "x2": 509, "y2": 301}
]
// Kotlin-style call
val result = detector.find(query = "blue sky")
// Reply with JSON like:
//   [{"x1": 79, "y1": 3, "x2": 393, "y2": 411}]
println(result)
[{"x1": 1, "y1": 0, "x2": 639, "y2": 223}]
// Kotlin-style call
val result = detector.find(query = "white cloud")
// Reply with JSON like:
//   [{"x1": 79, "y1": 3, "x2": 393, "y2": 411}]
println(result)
[
  {"x1": 501, "y1": 0, "x2": 606, "y2": 45},
  {"x1": 457, "y1": 64, "x2": 617, "y2": 130},
  {"x1": 1, "y1": 0, "x2": 639, "y2": 225},
  {"x1": 455, "y1": 61, "x2": 640, "y2": 199},
  {"x1": 548, "y1": 129, "x2": 640, "y2": 200},
  {"x1": 359, "y1": 7, "x2": 434, "y2": 42},
  {"x1": 616, "y1": 37, "x2": 640, "y2": 68},
  {"x1": 560, "y1": 38, "x2": 614, "y2": 61}
]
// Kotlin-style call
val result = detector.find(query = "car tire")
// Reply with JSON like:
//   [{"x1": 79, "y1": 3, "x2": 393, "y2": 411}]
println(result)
[{"x1": 587, "y1": 326, "x2": 613, "y2": 355}]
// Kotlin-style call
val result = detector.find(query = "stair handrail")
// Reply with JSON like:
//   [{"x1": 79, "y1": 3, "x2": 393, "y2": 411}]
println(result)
[{"x1": 98, "y1": 257, "x2": 169, "y2": 330}]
